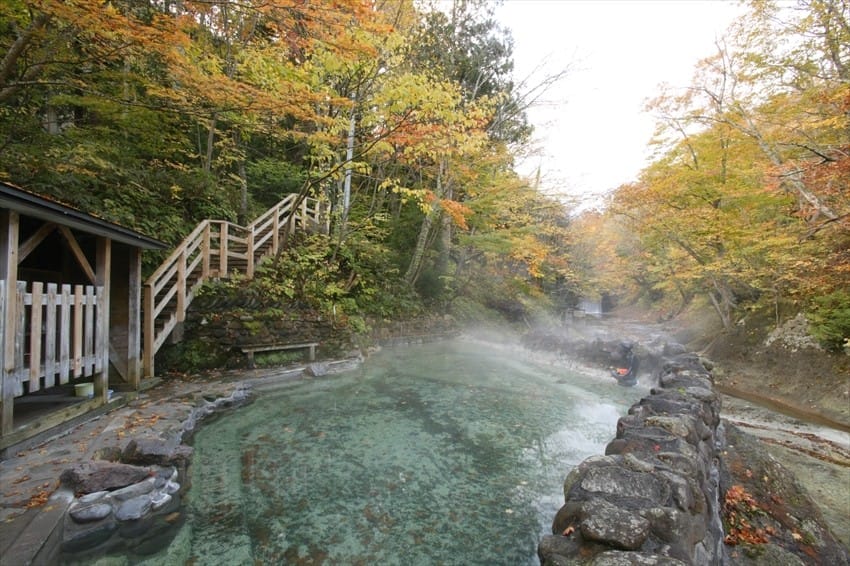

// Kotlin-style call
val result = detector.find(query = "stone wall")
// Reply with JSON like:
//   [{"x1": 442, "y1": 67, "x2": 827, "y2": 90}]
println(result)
[{"x1": 539, "y1": 353, "x2": 726, "y2": 565}]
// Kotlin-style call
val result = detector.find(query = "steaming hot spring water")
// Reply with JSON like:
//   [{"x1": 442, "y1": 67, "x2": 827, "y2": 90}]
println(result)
[{"x1": 95, "y1": 339, "x2": 645, "y2": 564}]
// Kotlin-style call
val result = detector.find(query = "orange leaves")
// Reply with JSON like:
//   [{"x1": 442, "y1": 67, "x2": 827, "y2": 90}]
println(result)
[
  {"x1": 440, "y1": 198, "x2": 473, "y2": 231},
  {"x1": 25, "y1": 481, "x2": 57, "y2": 509},
  {"x1": 722, "y1": 484, "x2": 770, "y2": 546}
]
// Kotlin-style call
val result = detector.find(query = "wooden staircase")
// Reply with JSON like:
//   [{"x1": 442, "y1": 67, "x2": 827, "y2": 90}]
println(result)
[{"x1": 143, "y1": 194, "x2": 327, "y2": 377}]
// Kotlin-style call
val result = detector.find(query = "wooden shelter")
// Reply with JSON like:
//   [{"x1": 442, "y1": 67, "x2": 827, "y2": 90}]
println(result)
[{"x1": 0, "y1": 182, "x2": 165, "y2": 447}]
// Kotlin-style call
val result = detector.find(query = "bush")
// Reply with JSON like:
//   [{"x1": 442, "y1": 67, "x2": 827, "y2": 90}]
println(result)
[{"x1": 807, "y1": 291, "x2": 850, "y2": 353}]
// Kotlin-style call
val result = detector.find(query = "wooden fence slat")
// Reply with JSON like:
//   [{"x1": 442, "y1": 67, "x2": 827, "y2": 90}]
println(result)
[
  {"x1": 59, "y1": 284, "x2": 71, "y2": 383},
  {"x1": 84, "y1": 286, "x2": 94, "y2": 377},
  {"x1": 28, "y1": 282, "x2": 43, "y2": 390},
  {"x1": 13, "y1": 282, "x2": 25, "y2": 396},
  {"x1": 73, "y1": 285, "x2": 83, "y2": 378},
  {"x1": 44, "y1": 283, "x2": 57, "y2": 388},
  {"x1": 0, "y1": 279, "x2": 9, "y2": 435}
]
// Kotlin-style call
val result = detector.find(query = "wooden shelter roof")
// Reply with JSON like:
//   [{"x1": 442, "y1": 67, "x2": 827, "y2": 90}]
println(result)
[{"x1": 0, "y1": 182, "x2": 166, "y2": 250}]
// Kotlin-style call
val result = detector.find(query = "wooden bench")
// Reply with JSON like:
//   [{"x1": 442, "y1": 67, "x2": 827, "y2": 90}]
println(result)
[{"x1": 241, "y1": 342, "x2": 318, "y2": 368}]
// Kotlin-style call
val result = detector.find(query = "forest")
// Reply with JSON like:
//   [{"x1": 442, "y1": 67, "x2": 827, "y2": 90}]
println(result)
[{"x1": 1, "y1": 0, "x2": 847, "y2": 352}]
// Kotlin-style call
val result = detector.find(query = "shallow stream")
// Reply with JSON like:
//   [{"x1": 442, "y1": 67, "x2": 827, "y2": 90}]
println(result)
[{"x1": 136, "y1": 339, "x2": 645, "y2": 565}]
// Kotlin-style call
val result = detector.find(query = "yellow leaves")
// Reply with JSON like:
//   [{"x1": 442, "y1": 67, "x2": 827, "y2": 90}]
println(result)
[{"x1": 509, "y1": 235, "x2": 549, "y2": 279}]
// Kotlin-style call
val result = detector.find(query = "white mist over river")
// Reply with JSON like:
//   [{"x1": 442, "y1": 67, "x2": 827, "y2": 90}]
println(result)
[{"x1": 131, "y1": 339, "x2": 646, "y2": 565}]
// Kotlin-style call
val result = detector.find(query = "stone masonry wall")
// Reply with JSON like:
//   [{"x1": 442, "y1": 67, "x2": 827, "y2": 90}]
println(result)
[{"x1": 539, "y1": 353, "x2": 725, "y2": 565}]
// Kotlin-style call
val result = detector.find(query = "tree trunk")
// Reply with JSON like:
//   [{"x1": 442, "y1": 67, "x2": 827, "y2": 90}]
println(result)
[
  {"x1": 203, "y1": 113, "x2": 216, "y2": 175},
  {"x1": 234, "y1": 129, "x2": 248, "y2": 225},
  {"x1": 404, "y1": 159, "x2": 447, "y2": 286},
  {"x1": 707, "y1": 276, "x2": 734, "y2": 331},
  {"x1": 436, "y1": 182, "x2": 453, "y2": 276}
]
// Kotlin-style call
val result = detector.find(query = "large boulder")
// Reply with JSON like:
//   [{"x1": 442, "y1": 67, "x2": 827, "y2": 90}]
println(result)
[{"x1": 60, "y1": 461, "x2": 152, "y2": 495}]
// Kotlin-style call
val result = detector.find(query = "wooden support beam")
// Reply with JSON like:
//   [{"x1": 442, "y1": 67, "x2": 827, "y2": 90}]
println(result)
[
  {"x1": 58, "y1": 226, "x2": 95, "y2": 284},
  {"x1": 95, "y1": 237, "x2": 110, "y2": 402},
  {"x1": 18, "y1": 223, "x2": 56, "y2": 263},
  {"x1": 127, "y1": 248, "x2": 141, "y2": 388},
  {"x1": 1, "y1": 210, "x2": 19, "y2": 373}
]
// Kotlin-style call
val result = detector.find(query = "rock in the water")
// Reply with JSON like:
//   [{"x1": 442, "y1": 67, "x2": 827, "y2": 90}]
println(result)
[
  {"x1": 115, "y1": 494, "x2": 153, "y2": 521},
  {"x1": 578, "y1": 466, "x2": 671, "y2": 505},
  {"x1": 62, "y1": 516, "x2": 117, "y2": 553},
  {"x1": 591, "y1": 550, "x2": 689, "y2": 565},
  {"x1": 538, "y1": 534, "x2": 582, "y2": 566},
  {"x1": 69, "y1": 502, "x2": 113, "y2": 523},
  {"x1": 108, "y1": 477, "x2": 155, "y2": 501},
  {"x1": 579, "y1": 499, "x2": 651, "y2": 550},
  {"x1": 150, "y1": 492, "x2": 172, "y2": 511},
  {"x1": 305, "y1": 362, "x2": 328, "y2": 377},
  {"x1": 122, "y1": 438, "x2": 193, "y2": 466}
]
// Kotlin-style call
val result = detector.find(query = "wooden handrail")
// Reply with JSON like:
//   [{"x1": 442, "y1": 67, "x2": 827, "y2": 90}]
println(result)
[{"x1": 142, "y1": 194, "x2": 327, "y2": 377}]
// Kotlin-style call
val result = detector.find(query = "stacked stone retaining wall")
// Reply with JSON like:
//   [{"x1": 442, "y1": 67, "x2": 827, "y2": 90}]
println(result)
[{"x1": 539, "y1": 353, "x2": 726, "y2": 565}]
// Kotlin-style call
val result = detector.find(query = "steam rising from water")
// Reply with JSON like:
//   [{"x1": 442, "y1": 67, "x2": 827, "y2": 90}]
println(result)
[{"x1": 131, "y1": 339, "x2": 641, "y2": 565}]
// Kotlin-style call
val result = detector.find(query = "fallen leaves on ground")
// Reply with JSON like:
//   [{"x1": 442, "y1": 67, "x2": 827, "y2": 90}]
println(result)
[{"x1": 723, "y1": 484, "x2": 769, "y2": 546}]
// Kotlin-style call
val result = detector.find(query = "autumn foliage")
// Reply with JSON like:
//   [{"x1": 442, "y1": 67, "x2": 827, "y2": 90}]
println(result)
[{"x1": 584, "y1": 0, "x2": 850, "y2": 347}]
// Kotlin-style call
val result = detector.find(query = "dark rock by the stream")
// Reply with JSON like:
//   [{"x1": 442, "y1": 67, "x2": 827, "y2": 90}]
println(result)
[
  {"x1": 59, "y1": 437, "x2": 191, "y2": 559},
  {"x1": 60, "y1": 462, "x2": 152, "y2": 495},
  {"x1": 60, "y1": 463, "x2": 182, "y2": 558}
]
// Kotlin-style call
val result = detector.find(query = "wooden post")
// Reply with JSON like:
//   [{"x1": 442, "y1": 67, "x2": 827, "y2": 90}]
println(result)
[
  {"x1": 143, "y1": 283, "x2": 154, "y2": 378},
  {"x1": 1, "y1": 211, "x2": 19, "y2": 435},
  {"x1": 176, "y1": 248, "x2": 186, "y2": 323},
  {"x1": 1, "y1": 210, "x2": 19, "y2": 372},
  {"x1": 127, "y1": 248, "x2": 141, "y2": 388},
  {"x1": 246, "y1": 227, "x2": 255, "y2": 278},
  {"x1": 202, "y1": 222, "x2": 211, "y2": 278},
  {"x1": 272, "y1": 205, "x2": 280, "y2": 256},
  {"x1": 94, "y1": 237, "x2": 110, "y2": 402},
  {"x1": 220, "y1": 222, "x2": 229, "y2": 275}
]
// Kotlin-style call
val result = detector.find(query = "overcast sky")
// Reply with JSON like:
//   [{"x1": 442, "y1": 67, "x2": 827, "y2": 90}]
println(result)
[{"x1": 495, "y1": 0, "x2": 745, "y2": 209}]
